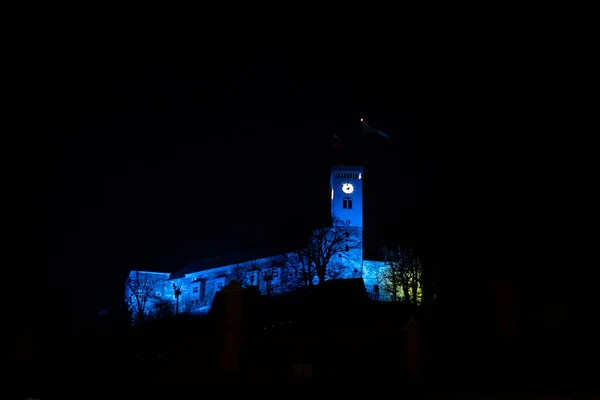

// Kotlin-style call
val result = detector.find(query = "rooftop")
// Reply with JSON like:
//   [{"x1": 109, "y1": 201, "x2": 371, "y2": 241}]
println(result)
[{"x1": 169, "y1": 246, "x2": 293, "y2": 280}]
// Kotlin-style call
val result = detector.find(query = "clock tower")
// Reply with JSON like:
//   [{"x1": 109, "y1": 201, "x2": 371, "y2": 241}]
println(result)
[
  {"x1": 330, "y1": 164, "x2": 364, "y2": 277},
  {"x1": 330, "y1": 164, "x2": 364, "y2": 228}
]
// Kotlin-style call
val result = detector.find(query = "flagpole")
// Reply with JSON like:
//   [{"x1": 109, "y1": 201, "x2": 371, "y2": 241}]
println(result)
[{"x1": 360, "y1": 118, "x2": 365, "y2": 168}]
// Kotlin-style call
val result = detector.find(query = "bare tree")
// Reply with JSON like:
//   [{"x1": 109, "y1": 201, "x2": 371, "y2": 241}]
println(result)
[
  {"x1": 274, "y1": 249, "x2": 315, "y2": 290},
  {"x1": 407, "y1": 253, "x2": 422, "y2": 305},
  {"x1": 306, "y1": 216, "x2": 362, "y2": 284},
  {"x1": 125, "y1": 271, "x2": 168, "y2": 324},
  {"x1": 230, "y1": 263, "x2": 249, "y2": 287},
  {"x1": 380, "y1": 248, "x2": 403, "y2": 302},
  {"x1": 276, "y1": 216, "x2": 362, "y2": 290},
  {"x1": 380, "y1": 247, "x2": 423, "y2": 305},
  {"x1": 261, "y1": 257, "x2": 285, "y2": 296}
]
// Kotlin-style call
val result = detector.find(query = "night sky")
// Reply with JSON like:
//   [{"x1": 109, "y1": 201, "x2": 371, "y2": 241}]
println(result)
[{"x1": 24, "y1": 32, "x2": 587, "y2": 326}]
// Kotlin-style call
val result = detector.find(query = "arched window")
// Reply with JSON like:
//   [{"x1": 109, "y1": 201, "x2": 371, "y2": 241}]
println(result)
[{"x1": 343, "y1": 198, "x2": 352, "y2": 209}]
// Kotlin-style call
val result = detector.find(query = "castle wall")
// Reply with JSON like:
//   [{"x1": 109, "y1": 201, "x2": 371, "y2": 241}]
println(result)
[
  {"x1": 362, "y1": 260, "x2": 386, "y2": 299},
  {"x1": 131, "y1": 255, "x2": 287, "y2": 317},
  {"x1": 125, "y1": 249, "x2": 384, "y2": 321}
]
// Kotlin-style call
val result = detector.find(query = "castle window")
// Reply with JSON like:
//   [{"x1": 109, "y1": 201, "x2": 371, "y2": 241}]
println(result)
[
  {"x1": 345, "y1": 245, "x2": 349, "y2": 252},
  {"x1": 217, "y1": 281, "x2": 224, "y2": 291},
  {"x1": 192, "y1": 286, "x2": 198, "y2": 294},
  {"x1": 345, "y1": 231, "x2": 349, "y2": 238},
  {"x1": 343, "y1": 198, "x2": 352, "y2": 209},
  {"x1": 249, "y1": 271, "x2": 259, "y2": 286}
]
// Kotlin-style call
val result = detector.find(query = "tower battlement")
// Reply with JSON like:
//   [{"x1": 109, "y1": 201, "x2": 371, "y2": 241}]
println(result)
[{"x1": 331, "y1": 165, "x2": 364, "y2": 171}]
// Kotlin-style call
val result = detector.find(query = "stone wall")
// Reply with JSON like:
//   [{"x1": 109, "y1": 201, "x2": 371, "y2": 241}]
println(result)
[
  {"x1": 362, "y1": 260, "x2": 386, "y2": 299},
  {"x1": 126, "y1": 255, "x2": 390, "y2": 321}
]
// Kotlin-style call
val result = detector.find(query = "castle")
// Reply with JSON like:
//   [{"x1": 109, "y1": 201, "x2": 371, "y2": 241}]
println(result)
[{"x1": 125, "y1": 139, "x2": 392, "y2": 322}]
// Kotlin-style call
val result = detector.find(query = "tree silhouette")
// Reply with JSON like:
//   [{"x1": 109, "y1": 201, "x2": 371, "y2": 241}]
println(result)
[
  {"x1": 261, "y1": 258, "x2": 285, "y2": 296},
  {"x1": 125, "y1": 271, "x2": 168, "y2": 324},
  {"x1": 306, "y1": 216, "x2": 362, "y2": 283},
  {"x1": 230, "y1": 263, "x2": 249, "y2": 287},
  {"x1": 172, "y1": 283, "x2": 182, "y2": 314},
  {"x1": 276, "y1": 215, "x2": 362, "y2": 290},
  {"x1": 380, "y1": 247, "x2": 425, "y2": 305}
]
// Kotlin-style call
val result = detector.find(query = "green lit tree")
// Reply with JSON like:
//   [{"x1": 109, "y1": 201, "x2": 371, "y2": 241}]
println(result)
[{"x1": 380, "y1": 247, "x2": 424, "y2": 305}]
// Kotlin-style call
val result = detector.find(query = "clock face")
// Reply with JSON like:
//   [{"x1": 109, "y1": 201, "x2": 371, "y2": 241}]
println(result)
[{"x1": 341, "y1": 182, "x2": 354, "y2": 194}]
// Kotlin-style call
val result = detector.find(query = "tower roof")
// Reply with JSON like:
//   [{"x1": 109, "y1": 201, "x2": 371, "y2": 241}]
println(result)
[
  {"x1": 331, "y1": 164, "x2": 364, "y2": 171},
  {"x1": 169, "y1": 247, "x2": 275, "y2": 279},
  {"x1": 330, "y1": 122, "x2": 368, "y2": 166},
  {"x1": 331, "y1": 142, "x2": 364, "y2": 166},
  {"x1": 331, "y1": 119, "x2": 391, "y2": 168}
]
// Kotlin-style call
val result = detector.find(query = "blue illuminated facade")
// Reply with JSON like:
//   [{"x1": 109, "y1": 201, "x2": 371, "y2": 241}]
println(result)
[
  {"x1": 125, "y1": 164, "x2": 387, "y2": 323},
  {"x1": 330, "y1": 165, "x2": 363, "y2": 230}
]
